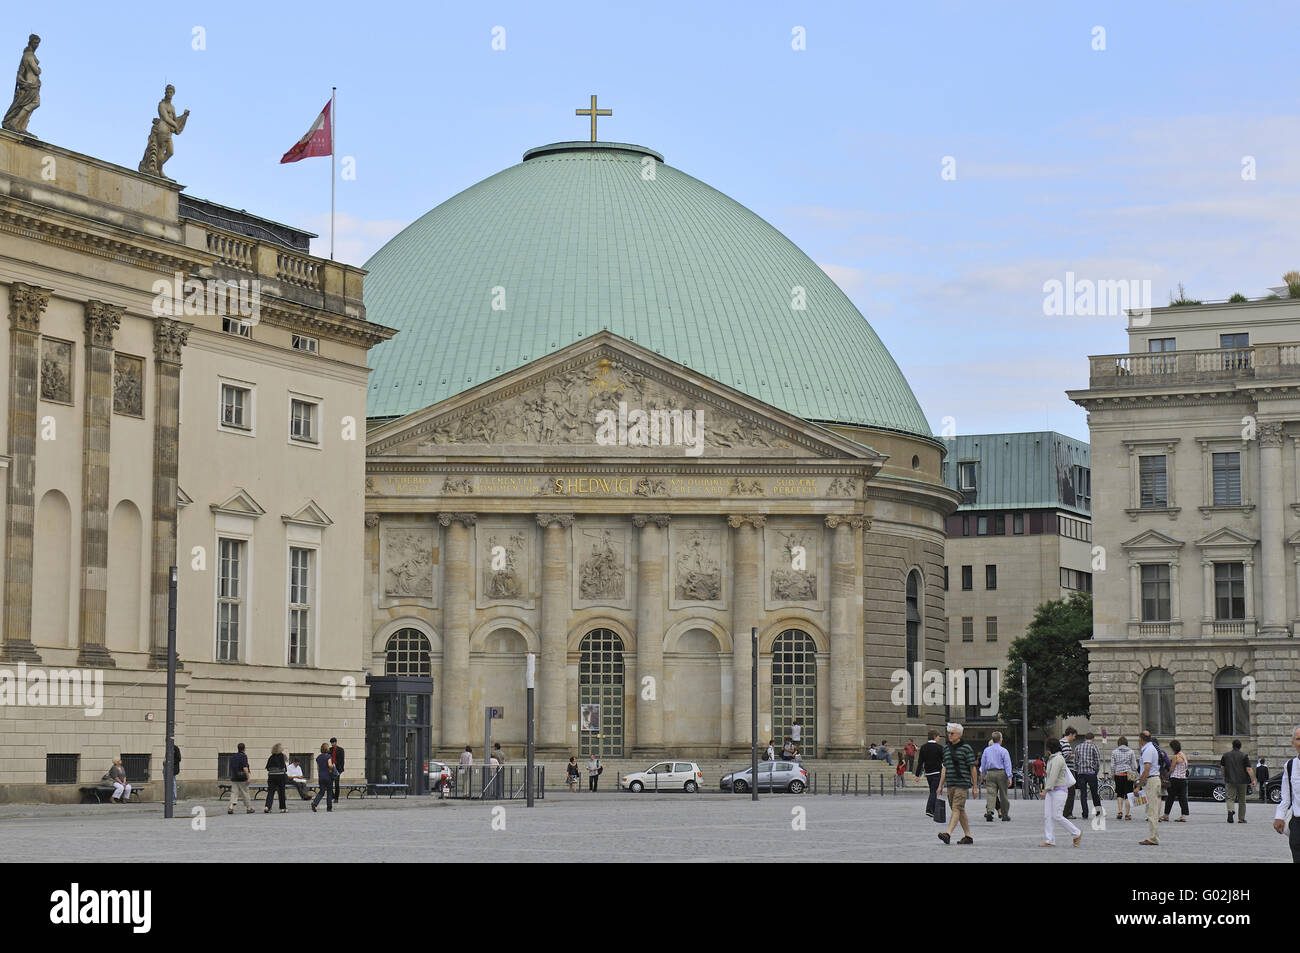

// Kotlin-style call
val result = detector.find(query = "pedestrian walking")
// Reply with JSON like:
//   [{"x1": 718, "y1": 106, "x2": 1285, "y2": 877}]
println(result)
[
  {"x1": 1220, "y1": 739, "x2": 1254, "y2": 823},
  {"x1": 904, "y1": 739, "x2": 917, "y2": 774},
  {"x1": 1074, "y1": 732, "x2": 1101, "y2": 819},
  {"x1": 1040, "y1": 738, "x2": 1082, "y2": 847},
  {"x1": 171, "y1": 744, "x2": 181, "y2": 802},
  {"x1": 1256, "y1": 758, "x2": 1270, "y2": 803},
  {"x1": 1160, "y1": 739, "x2": 1189, "y2": 822},
  {"x1": 1032, "y1": 756, "x2": 1045, "y2": 798},
  {"x1": 980, "y1": 730, "x2": 1012, "y2": 822},
  {"x1": 227, "y1": 742, "x2": 253, "y2": 814},
  {"x1": 311, "y1": 742, "x2": 334, "y2": 813},
  {"x1": 106, "y1": 758, "x2": 132, "y2": 803},
  {"x1": 328, "y1": 737, "x2": 345, "y2": 804},
  {"x1": 1111, "y1": 736, "x2": 1138, "y2": 820},
  {"x1": 1136, "y1": 729, "x2": 1161, "y2": 846},
  {"x1": 265, "y1": 743, "x2": 288, "y2": 813},
  {"x1": 566, "y1": 756, "x2": 580, "y2": 792},
  {"x1": 765, "y1": 740, "x2": 775, "y2": 762},
  {"x1": 1272, "y1": 726, "x2": 1300, "y2": 862},
  {"x1": 914, "y1": 729, "x2": 944, "y2": 818},
  {"x1": 1060, "y1": 727, "x2": 1079, "y2": 817},
  {"x1": 587, "y1": 753, "x2": 601, "y2": 792},
  {"x1": 936, "y1": 723, "x2": 978, "y2": 845}
]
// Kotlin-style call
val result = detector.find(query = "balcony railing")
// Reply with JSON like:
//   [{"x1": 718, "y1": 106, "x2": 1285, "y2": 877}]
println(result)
[{"x1": 1087, "y1": 343, "x2": 1300, "y2": 387}]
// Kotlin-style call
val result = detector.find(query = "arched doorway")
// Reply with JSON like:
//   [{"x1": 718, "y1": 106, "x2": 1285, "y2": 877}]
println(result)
[
  {"x1": 771, "y1": 628, "x2": 817, "y2": 757},
  {"x1": 474, "y1": 628, "x2": 528, "y2": 745},
  {"x1": 366, "y1": 627, "x2": 434, "y2": 793},
  {"x1": 579, "y1": 628, "x2": 625, "y2": 758}
]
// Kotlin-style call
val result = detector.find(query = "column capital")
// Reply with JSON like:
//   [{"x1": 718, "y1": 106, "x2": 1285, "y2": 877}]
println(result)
[
  {"x1": 632, "y1": 514, "x2": 671, "y2": 528},
  {"x1": 1259, "y1": 421, "x2": 1286, "y2": 448},
  {"x1": 536, "y1": 512, "x2": 575, "y2": 528},
  {"x1": 364, "y1": 513, "x2": 380, "y2": 529},
  {"x1": 8, "y1": 282, "x2": 51, "y2": 332},
  {"x1": 825, "y1": 514, "x2": 868, "y2": 530},
  {"x1": 438, "y1": 511, "x2": 477, "y2": 528},
  {"x1": 84, "y1": 300, "x2": 123, "y2": 348},
  {"x1": 153, "y1": 317, "x2": 191, "y2": 365},
  {"x1": 727, "y1": 513, "x2": 766, "y2": 529}
]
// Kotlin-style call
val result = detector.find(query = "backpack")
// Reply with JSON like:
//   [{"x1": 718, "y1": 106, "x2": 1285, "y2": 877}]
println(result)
[{"x1": 1155, "y1": 744, "x2": 1171, "y2": 781}]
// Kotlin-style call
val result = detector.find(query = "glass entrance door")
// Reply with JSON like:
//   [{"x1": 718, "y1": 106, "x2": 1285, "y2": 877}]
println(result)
[{"x1": 365, "y1": 676, "x2": 432, "y2": 794}]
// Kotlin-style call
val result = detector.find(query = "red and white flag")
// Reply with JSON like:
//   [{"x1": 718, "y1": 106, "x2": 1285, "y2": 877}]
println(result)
[{"x1": 280, "y1": 100, "x2": 332, "y2": 164}]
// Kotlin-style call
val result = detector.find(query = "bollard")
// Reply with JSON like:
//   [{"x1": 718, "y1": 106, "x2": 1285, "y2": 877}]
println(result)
[{"x1": 855, "y1": 774, "x2": 859, "y2": 796}]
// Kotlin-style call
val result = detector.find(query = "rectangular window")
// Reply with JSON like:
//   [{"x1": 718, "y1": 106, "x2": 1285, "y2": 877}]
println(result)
[
  {"x1": 217, "y1": 538, "x2": 244, "y2": 661},
  {"x1": 962, "y1": 516, "x2": 970, "y2": 537},
  {"x1": 986, "y1": 617, "x2": 998, "y2": 641},
  {"x1": 45, "y1": 753, "x2": 79, "y2": 784},
  {"x1": 1214, "y1": 562, "x2": 1245, "y2": 621},
  {"x1": 1074, "y1": 465, "x2": 1091, "y2": 506},
  {"x1": 977, "y1": 516, "x2": 988, "y2": 536},
  {"x1": 994, "y1": 514, "x2": 1005, "y2": 535},
  {"x1": 1212, "y1": 452, "x2": 1241, "y2": 506},
  {"x1": 222, "y1": 316, "x2": 251, "y2": 338},
  {"x1": 121, "y1": 753, "x2": 151, "y2": 782},
  {"x1": 958, "y1": 462, "x2": 977, "y2": 491},
  {"x1": 961, "y1": 565, "x2": 973, "y2": 591},
  {"x1": 220, "y1": 384, "x2": 250, "y2": 430},
  {"x1": 1061, "y1": 568, "x2": 1094, "y2": 592},
  {"x1": 943, "y1": 566, "x2": 949, "y2": 591},
  {"x1": 289, "y1": 398, "x2": 318, "y2": 444},
  {"x1": 1013, "y1": 513, "x2": 1024, "y2": 535},
  {"x1": 1219, "y1": 332, "x2": 1248, "y2": 349},
  {"x1": 961, "y1": 617, "x2": 974, "y2": 642},
  {"x1": 291, "y1": 334, "x2": 319, "y2": 353},
  {"x1": 288, "y1": 546, "x2": 313, "y2": 665},
  {"x1": 985, "y1": 565, "x2": 997, "y2": 590},
  {"x1": 1139, "y1": 455, "x2": 1168, "y2": 507},
  {"x1": 1148, "y1": 337, "x2": 1176, "y2": 352},
  {"x1": 1140, "y1": 564, "x2": 1171, "y2": 622}
]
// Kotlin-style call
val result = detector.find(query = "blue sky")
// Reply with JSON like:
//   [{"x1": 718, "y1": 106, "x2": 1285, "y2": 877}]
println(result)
[{"x1": 21, "y1": 1, "x2": 1300, "y2": 439}]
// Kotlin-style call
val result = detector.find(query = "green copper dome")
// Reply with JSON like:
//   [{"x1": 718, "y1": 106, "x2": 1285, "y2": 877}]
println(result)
[{"x1": 364, "y1": 141, "x2": 931, "y2": 437}]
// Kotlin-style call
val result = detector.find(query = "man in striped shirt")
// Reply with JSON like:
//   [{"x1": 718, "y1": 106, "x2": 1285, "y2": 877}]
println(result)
[
  {"x1": 1074, "y1": 732, "x2": 1102, "y2": 819},
  {"x1": 937, "y1": 723, "x2": 979, "y2": 845},
  {"x1": 1061, "y1": 726, "x2": 1079, "y2": 818}
]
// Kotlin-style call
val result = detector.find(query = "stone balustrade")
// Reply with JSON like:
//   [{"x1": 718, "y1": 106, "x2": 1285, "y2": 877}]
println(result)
[{"x1": 1087, "y1": 342, "x2": 1300, "y2": 387}]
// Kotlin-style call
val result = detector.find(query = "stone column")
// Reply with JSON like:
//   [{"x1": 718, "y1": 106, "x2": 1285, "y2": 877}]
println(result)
[
  {"x1": 632, "y1": 514, "x2": 669, "y2": 755},
  {"x1": 536, "y1": 513, "x2": 573, "y2": 754},
  {"x1": 1128, "y1": 562, "x2": 1141, "y2": 623},
  {"x1": 149, "y1": 319, "x2": 189, "y2": 668},
  {"x1": 1202, "y1": 560, "x2": 1214, "y2": 625},
  {"x1": 1258, "y1": 422, "x2": 1288, "y2": 635},
  {"x1": 728, "y1": 513, "x2": 764, "y2": 755},
  {"x1": 76, "y1": 300, "x2": 123, "y2": 667},
  {"x1": 1, "y1": 283, "x2": 50, "y2": 663},
  {"x1": 439, "y1": 512, "x2": 475, "y2": 749},
  {"x1": 825, "y1": 515, "x2": 865, "y2": 755}
]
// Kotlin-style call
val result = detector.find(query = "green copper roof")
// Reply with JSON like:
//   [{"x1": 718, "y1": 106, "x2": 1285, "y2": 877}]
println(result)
[
  {"x1": 942, "y1": 432, "x2": 1091, "y2": 515},
  {"x1": 364, "y1": 141, "x2": 931, "y2": 436}
]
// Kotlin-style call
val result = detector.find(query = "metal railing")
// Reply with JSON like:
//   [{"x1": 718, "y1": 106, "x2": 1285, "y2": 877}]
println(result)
[{"x1": 446, "y1": 765, "x2": 545, "y2": 800}]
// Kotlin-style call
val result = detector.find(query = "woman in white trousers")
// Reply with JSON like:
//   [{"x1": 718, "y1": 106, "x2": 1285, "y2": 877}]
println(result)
[{"x1": 1041, "y1": 738, "x2": 1082, "y2": 847}]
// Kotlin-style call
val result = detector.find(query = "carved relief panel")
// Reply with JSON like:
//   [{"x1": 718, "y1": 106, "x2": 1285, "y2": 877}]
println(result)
[
  {"x1": 40, "y1": 337, "x2": 73, "y2": 404},
  {"x1": 475, "y1": 520, "x2": 537, "y2": 609},
  {"x1": 572, "y1": 521, "x2": 632, "y2": 610},
  {"x1": 380, "y1": 524, "x2": 438, "y2": 606},
  {"x1": 669, "y1": 524, "x2": 727, "y2": 610},
  {"x1": 764, "y1": 520, "x2": 825, "y2": 610},
  {"x1": 113, "y1": 353, "x2": 145, "y2": 416}
]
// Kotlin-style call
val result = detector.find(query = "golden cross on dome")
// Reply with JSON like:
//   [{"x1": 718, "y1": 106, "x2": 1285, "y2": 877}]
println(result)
[{"x1": 575, "y1": 94, "x2": 612, "y2": 142}]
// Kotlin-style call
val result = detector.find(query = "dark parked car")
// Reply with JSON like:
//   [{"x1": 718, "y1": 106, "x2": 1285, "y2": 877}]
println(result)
[
  {"x1": 1265, "y1": 775, "x2": 1282, "y2": 804},
  {"x1": 721, "y1": 761, "x2": 808, "y2": 793},
  {"x1": 1186, "y1": 763, "x2": 1231, "y2": 802}
]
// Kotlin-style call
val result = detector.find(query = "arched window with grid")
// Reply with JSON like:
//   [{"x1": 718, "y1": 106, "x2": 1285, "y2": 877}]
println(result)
[
  {"x1": 771, "y1": 628, "x2": 817, "y2": 757},
  {"x1": 384, "y1": 628, "x2": 431, "y2": 677},
  {"x1": 579, "y1": 629, "x2": 624, "y2": 758}
]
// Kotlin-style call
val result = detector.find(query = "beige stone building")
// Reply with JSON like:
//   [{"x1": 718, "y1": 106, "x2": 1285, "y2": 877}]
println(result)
[
  {"x1": 0, "y1": 129, "x2": 393, "y2": 800},
  {"x1": 1069, "y1": 296, "x2": 1300, "y2": 763},
  {"x1": 941, "y1": 432, "x2": 1092, "y2": 751}
]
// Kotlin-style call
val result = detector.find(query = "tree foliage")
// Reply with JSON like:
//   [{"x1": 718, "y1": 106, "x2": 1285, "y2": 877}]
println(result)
[{"x1": 998, "y1": 591, "x2": 1092, "y2": 731}]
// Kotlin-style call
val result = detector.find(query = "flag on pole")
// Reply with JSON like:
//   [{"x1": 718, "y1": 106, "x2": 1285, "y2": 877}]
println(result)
[{"x1": 280, "y1": 100, "x2": 332, "y2": 164}]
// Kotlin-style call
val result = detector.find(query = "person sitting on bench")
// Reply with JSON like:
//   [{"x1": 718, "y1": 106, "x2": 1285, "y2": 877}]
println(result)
[
  {"x1": 106, "y1": 759, "x2": 131, "y2": 803},
  {"x1": 286, "y1": 758, "x2": 311, "y2": 799}
]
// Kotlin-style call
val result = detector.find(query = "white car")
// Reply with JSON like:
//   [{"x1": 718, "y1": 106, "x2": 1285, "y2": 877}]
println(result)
[{"x1": 620, "y1": 761, "x2": 702, "y2": 793}]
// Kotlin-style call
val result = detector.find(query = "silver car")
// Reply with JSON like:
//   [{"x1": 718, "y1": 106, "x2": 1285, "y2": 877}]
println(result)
[{"x1": 721, "y1": 761, "x2": 808, "y2": 793}]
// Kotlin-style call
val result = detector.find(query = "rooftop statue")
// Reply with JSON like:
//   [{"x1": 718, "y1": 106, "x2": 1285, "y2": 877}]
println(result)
[
  {"x1": 2, "y1": 34, "x2": 41, "y2": 135},
  {"x1": 138, "y1": 84, "x2": 189, "y2": 178}
]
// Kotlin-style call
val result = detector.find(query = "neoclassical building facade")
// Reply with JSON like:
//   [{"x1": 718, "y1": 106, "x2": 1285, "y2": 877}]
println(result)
[{"x1": 1070, "y1": 296, "x2": 1300, "y2": 763}]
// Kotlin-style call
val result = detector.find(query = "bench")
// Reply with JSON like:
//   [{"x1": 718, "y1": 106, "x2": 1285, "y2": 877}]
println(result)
[
  {"x1": 366, "y1": 783, "x2": 408, "y2": 798},
  {"x1": 80, "y1": 784, "x2": 141, "y2": 804}
]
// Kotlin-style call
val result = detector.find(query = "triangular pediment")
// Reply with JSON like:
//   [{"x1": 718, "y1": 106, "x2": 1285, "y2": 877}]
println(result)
[
  {"x1": 177, "y1": 485, "x2": 193, "y2": 508},
  {"x1": 282, "y1": 499, "x2": 333, "y2": 527},
  {"x1": 367, "y1": 331, "x2": 885, "y2": 464},
  {"x1": 210, "y1": 488, "x2": 265, "y2": 518},
  {"x1": 1195, "y1": 527, "x2": 1257, "y2": 548},
  {"x1": 1122, "y1": 529, "x2": 1184, "y2": 550}
]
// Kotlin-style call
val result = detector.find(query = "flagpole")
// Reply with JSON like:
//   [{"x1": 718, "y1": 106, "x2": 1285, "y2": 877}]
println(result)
[{"x1": 330, "y1": 86, "x2": 336, "y2": 261}]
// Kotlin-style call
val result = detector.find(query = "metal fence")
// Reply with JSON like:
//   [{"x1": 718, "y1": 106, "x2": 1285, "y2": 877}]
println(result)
[
  {"x1": 445, "y1": 765, "x2": 545, "y2": 800},
  {"x1": 804, "y1": 773, "x2": 902, "y2": 795}
]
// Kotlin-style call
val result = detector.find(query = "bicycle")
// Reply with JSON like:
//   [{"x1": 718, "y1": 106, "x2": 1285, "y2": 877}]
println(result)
[{"x1": 1098, "y1": 770, "x2": 1116, "y2": 802}]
